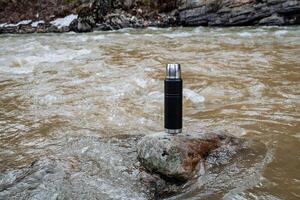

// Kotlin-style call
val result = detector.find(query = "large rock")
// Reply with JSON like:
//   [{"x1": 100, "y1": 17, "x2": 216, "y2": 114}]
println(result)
[
  {"x1": 92, "y1": 0, "x2": 113, "y2": 21},
  {"x1": 259, "y1": 13, "x2": 285, "y2": 25},
  {"x1": 137, "y1": 132, "x2": 221, "y2": 181},
  {"x1": 179, "y1": 0, "x2": 300, "y2": 26},
  {"x1": 70, "y1": 16, "x2": 95, "y2": 32}
]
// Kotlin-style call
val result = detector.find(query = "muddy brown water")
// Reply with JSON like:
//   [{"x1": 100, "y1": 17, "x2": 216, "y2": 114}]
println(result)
[{"x1": 0, "y1": 26, "x2": 299, "y2": 199}]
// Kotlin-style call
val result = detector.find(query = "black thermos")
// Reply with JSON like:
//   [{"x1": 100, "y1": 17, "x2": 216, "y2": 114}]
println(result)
[{"x1": 164, "y1": 64, "x2": 182, "y2": 134}]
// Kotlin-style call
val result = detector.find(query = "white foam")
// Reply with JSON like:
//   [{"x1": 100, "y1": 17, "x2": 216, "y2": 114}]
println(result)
[
  {"x1": 144, "y1": 34, "x2": 153, "y2": 37},
  {"x1": 183, "y1": 88, "x2": 205, "y2": 103},
  {"x1": 66, "y1": 31, "x2": 77, "y2": 34},
  {"x1": 92, "y1": 35, "x2": 105, "y2": 40},
  {"x1": 70, "y1": 35, "x2": 88, "y2": 42},
  {"x1": 148, "y1": 91, "x2": 163, "y2": 99},
  {"x1": 135, "y1": 78, "x2": 147, "y2": 88},
  {"x1": 274, "y1": 30, "x2": 288, "y2": 36},
  {"x1": 193, "y1": 27, "x2": 203, "y2": 33},
  {"x1": 31, "y1": 20, "x2": 44, "y2": 27},
  {"x1": 248, "y1": 82, "x2": 265, "y2": 98},
  {"x1": 147, "y1": 27, "x2": 160, "y2": 31},
  {"x1": 238, "y1": 32, "x2": 252, "y2": 37},
  {"x1": 119, "y1": 28, "x2": 134, "y2": 32},
  {"x1": 163, "y1": 32, "x2": 193, "y2": 38},
  {"x1": 0, "y1": 59, "x2": 34, "y2": 74},
  {"x1": 24, "y1": 49, "x2": 91, "y2": 64},
  {"x1": 38, "y1": 94, "x2": 58, "y2": 105},
  {"x1": 50, "y1": 14, "x2": 77, "y2": 28},
  {"x1": 294, "y1": 133, "x2": 300, "y2": 140},
  {"x1": 0, "y1": 49, "x2": 91, "y2": 75}
]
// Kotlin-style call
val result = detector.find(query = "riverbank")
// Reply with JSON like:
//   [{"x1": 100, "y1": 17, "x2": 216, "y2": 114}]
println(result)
[{"x1": 0, "y1": 0, "x2": 299, "y2": 34}]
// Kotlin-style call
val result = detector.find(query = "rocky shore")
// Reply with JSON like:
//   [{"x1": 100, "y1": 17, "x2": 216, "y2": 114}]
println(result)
[{"x1": 0, "y1": 0, "x2": 300, "y2": 34}]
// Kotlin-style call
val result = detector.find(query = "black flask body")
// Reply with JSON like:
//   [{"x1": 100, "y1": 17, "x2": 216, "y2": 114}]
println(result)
[{"x1": 164, "y1": 78, "x2": 182, "y2": 131}]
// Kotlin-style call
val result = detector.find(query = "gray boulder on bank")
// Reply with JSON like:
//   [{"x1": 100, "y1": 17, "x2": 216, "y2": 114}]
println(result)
[
  {"x1": 258, "y1": 13, "x2": 285, "y2": 25},
  {"x1": 179, "y1": 0, "x2": 300, "y2": 26},
  {"x1": 137, "y1": 132, "x2": 223, "y2": 181}
]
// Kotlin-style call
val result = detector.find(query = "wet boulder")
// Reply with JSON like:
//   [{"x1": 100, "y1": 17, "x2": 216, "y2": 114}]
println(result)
[{"x1": 137, "y1": 132, "x2": 222, "y2": 181}]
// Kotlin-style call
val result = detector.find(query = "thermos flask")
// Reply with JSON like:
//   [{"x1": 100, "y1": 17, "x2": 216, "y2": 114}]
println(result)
[{"x1": 165, "y1": 64, "x2": 182, "y2": 134}]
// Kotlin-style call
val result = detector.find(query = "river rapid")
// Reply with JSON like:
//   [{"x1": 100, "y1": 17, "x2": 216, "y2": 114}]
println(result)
[{"x1": 0, "y1": 26, "x2": 299, "y2": 199}]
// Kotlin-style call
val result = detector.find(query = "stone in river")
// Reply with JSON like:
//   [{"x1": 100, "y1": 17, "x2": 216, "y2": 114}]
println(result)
[{"x1": 137, "y1": 132, "x2": 222, "y2": 181}]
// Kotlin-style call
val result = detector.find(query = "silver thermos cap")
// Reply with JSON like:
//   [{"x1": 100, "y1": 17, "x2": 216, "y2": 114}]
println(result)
[{"x1": 166, "y1": 64, "x2": 181, "y2": 79}]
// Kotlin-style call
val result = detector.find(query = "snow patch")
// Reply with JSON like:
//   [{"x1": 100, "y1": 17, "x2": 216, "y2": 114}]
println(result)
[
  {"x1": 31, "y1": 20, "x2": 45, "y2": 27},
  {"x1": 3, "y1": 20, "x2": 32, "y2": 27},
  {"x1": 17, "y1": 20, "x2": 32, "y2": 26},
  {"x1": 50, "y1": 14, "x2": 77, "y2": 28}
]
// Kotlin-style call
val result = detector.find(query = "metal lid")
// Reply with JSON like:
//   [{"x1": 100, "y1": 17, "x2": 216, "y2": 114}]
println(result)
[{"x1": 166, "y1": 64, "x2": 181, "y2": 79}]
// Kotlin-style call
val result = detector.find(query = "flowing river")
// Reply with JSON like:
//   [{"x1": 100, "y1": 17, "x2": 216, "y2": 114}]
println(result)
[{"x1": 0, "y1": 26, "x2": 299, "y2": 200}]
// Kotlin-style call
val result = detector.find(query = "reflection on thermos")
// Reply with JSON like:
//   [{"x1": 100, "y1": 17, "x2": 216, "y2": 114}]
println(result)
[{"x1": 165, "y1": 64, "x2": 182, "y2": 134}]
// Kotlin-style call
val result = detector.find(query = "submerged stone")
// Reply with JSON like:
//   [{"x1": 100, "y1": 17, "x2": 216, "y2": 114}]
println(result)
[{"x1": 137, "y1": 132, "x2": 222, "y2": 181}]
